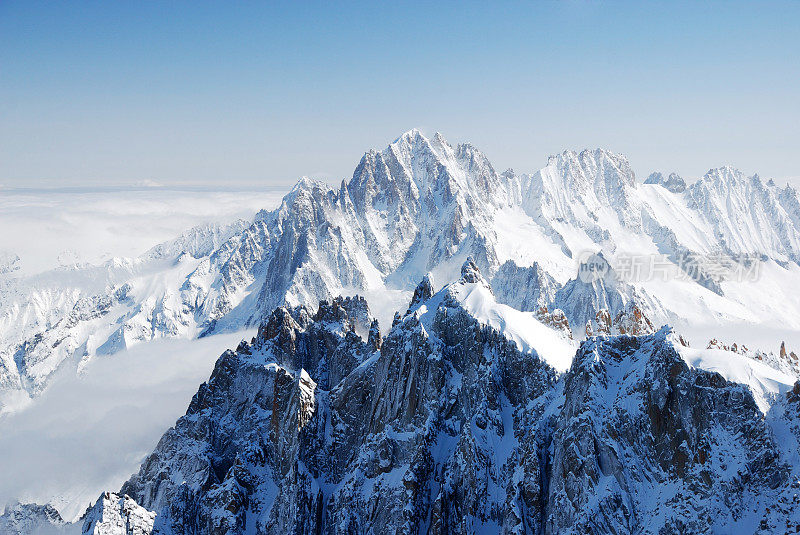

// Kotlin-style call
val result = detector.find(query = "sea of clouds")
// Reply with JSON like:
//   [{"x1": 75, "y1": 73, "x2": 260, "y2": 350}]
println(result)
[
  {"x1": 0, "y1": 186, "x2": 285, "y2": 275},
  {"x1": 0, "y1": 330, "x2": 255, "y2": 521},
  {"x1": 0, "y1": 186, "x2": 282, "y2": 520}
]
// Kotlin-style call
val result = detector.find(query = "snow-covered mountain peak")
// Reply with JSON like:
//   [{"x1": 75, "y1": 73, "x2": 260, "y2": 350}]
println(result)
[
  {"x1": 56, "y1": 284, "x2": 798, "y2": 535},
  {"x1": 284, "y1": 175, "x2": 332, "y2": 202},
  {"x1": 459, "y1": 257, "x2": 484, "y2": 285},
  {"x1": 291, "y1": 174, "x2": 315, "y2": 190},
  {"x1": 67, "y1": 287, "x2": 800, "y2": 534},
  {"x1": 539, "y1": 148, "x2": 637, "y2": 199},
  {"x1": 697, "y1": 165, "x2": 754, "y2": 192},
  {"x1": 386, "y1": 128, "x2": 438, "y2": 164},
  {"x1": 0, "y1": 502, "x2": 65, "y2": 534},
  {"x1": 683, "y1": 163, "x2": 800, "y2": 262},
  {"x1": 404, "y1": 261, "x2": 577, "y2": 372},
  {"x1": 644, "y1": 171, "x2": 687, "y2": 193},
  {"x1": 519, "y1": 146, "x2": 643, "y2": 232},
  {"x1": 391, "y1": 127, "x2": 425, "y2": 145},
  {"x1": 431, "y1": 130, "x2": 449, "y2": 145},
  {"x1": 7, "y1": 130, "x2": 800, "y2": 530},
  {"x1": 544, "y1": 147, "x2": 636, "y2": 188},
  {"x1": 374, "y1": 129, "x2": 506, "y2": 207},
  {"x1": 407, "y1": 272, "x2": 435, "y2": 313}
]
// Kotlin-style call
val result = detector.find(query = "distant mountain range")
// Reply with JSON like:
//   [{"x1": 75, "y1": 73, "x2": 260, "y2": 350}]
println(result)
[{"x1": 4, "y1": 129, "x2": 800, "y2": 413}]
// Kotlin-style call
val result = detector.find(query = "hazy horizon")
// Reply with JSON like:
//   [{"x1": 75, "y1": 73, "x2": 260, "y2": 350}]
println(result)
[
  {"x1": 2, "y1": 2, "x2": 799, "y2": 189},
  {"x1": 1, "y1": 127, "x2": 798, "y2": 192}
]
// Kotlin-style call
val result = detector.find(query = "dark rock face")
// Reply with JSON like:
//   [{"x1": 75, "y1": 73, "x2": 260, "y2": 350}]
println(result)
[
  {"x1": 790, "y1": 381, "x2": 800, "y2": 403},
  {"x1": 492, "y1": 260, "x2": 559, "y2": 313},
  {"x1": 460, "y1": 257, "x2": 483, "y2": 284},
  {"x1": 408, "y1": 273, "x2": 435, "y2": 311},
  {"x1": 98, "y1": 284, "x2": 799, "y2": 534},
  {"x1": 547, "y1": 333, "x2": 788, "y2": 533}
]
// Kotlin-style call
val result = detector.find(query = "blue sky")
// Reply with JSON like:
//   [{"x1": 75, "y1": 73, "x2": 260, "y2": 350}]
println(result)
[{"x1": 1, "y1": 1, "x2": 798, "y2": 188}]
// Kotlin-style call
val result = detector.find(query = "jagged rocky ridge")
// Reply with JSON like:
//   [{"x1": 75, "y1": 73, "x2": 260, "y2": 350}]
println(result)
[
  {"x1": 706, "y1": 338, "x2": 800, "y2": 380},
  {"x1": 5, "y1": 129, "x2": 800, "y2": 413},
  {"x1": 66, "y1": 262, "x2": 800, "y2": 534},
  {"x1": 644, "y1": 172, "x2": 686, "y2": 193}
]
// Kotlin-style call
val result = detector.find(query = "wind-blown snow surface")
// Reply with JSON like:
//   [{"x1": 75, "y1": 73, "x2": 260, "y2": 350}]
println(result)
[
  {"x1": 446, "y1": 273, "x2": 576, "y2": 372},
  {"x1": 677, "y1": 344, "x2": 796, "y2": 413}
]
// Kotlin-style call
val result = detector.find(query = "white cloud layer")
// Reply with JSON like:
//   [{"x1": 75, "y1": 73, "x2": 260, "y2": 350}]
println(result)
[
  {"x1": 0, "y1": 187, "x2": 285, "y2": 275},
  {"x1": 0, "y1": 330, "x2": 255, "y2": 522},
  {"x1": 0, "y1": 186, "x2": 283, "y2": 521}
]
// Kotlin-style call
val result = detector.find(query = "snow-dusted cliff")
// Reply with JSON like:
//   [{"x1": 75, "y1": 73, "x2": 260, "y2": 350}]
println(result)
[{"x1": 31, "y1": 262, "x2": 798, "y2": 534}]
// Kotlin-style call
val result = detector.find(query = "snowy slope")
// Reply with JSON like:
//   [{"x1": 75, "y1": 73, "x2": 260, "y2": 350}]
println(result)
[
  {"x1": 677, "y1": 344, "x2": 796, "y2": 412},
  {"x1": 444, "y1": 265, "x2": 576, "y2": 372}
]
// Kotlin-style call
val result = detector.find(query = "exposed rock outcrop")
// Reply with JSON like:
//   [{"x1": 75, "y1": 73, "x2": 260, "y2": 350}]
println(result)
[
  {"x1": 408, "y1": 273, "x2": 435, "y2": 311},
  {"x1": 81, "y1": 493, "x2": 155, "y2": 535},
  {"x1": 535, "y1": 306, "x2": 572, "y2": 337},
  {"x1": 492, "y1": 260, "x2": 559, "y2": 312},
  {"x1": 76, "y1": 272, "x2": 799, "y2": 534},
  {"x1": 645, "y1": 171, "x2": 687, "y2": 193},
  {"x1": 707, "y1": 339, "x2": 800, "y2": 380},
  {"x1": 613, "y1": 304, "x2": 655, "y2": 336}
]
